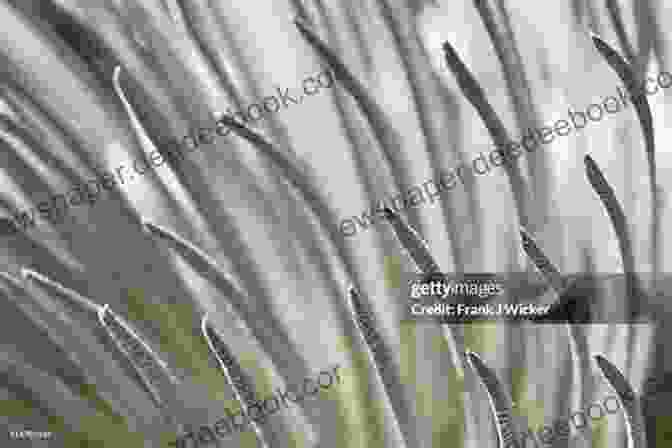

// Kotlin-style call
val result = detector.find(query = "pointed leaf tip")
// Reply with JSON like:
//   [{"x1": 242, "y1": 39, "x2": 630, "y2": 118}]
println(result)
[
  {"x1": 112, "y1": 65, "x2": 121, "y2": 84},
  {"x1": 466, "y1": 350, "x2": 483, "y2": 368},
  {"x1": 22, "y1": 268, "x2": 102, "y2": 315},
  {"x1": 200, "y1": 314, "x2": 210, "y2": 342},
  {"x1": 595, "y1": 355, "x2": 636, "y2": 402},
  {"x1": 595, "y1": 355, "x2": 647, "y2": 448},
  {"x1": 201, "y1": 316, "x2": 220, "y2": 348},
  {"x1": 590, "y1": 32, "x2": 609, "y2": 49},
  {"x1": 466, "y1": 350, "x2": 521, "y2": 448}
]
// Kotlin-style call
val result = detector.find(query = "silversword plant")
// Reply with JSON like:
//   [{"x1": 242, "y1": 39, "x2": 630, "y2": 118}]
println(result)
[{"x1": 0, "y1": 1, "x2": 670, "y2": 447}]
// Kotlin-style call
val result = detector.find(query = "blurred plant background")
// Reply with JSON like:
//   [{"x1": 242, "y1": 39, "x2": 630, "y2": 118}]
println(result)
[{"x1": 0, "y1": 0, "x2": 670, "y2": 447}]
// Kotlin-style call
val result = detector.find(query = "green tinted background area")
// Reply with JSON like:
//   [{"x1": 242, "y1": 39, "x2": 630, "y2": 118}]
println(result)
[{"x1": 3, "y1": 278, "x2": 652, "y2": 448}]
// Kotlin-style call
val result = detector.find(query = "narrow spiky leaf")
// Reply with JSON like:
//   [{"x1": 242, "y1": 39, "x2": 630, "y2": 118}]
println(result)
[
  {"x1": 604, "y1": 0, "x2": 638, "y2": 67},
  {"x1": 347, "y1": 286, "x2": 393, "y2": 373},
  {"x1": 595, "y1": 355, "x2": 647, "y2": 448},
  {"x1": 591, "y1": 32, "x2": 661, "y2": 285},
  {"x1": 442, "y1": 40, "x2": 532, "y2": 228},
  {"x1": 209, "y1": 114, "x2": 372, "y2": 307},
  {"x1": 112, "y1": 66, "x2": 155, "y2": 155},
  {"x1": 466, "y1": 351, "x2": 522, "y2": 448},
  {"x1": 440, "y1": 324, "x2": 466, "y2": 380},
  {"x1": 383, "y1": 207, "x2": 441, "y2": 275},
  {"x1": 142, "y1": 220, "x2": 247, "y2": 305},
  {"x1": 201, "y1": 316, "x2": 260, "y2": 406},
  {"x1": 22, "y1": 269, "x2": 176, "y2": 403},
  {"x1": 201, "y1": 316, "x2": 270, "y2": 448},
  {"x1": 517, "y1": 226, "x2": 594, "y2": 323},
  {"x1": 15, "y1": 268, "x2": 168, "y2": 433},
  {"x1": 586, "y1": 34, "x2": 654, "y2": 211},
  {"x1": 519, "y1": 226, "x2": 565, "y2": 293},
  {"x1": 0, "y1": 271, "x2": 101, "y2": 400},
  {"x1": 142, "y1": 219, "x2": 311, "y2": 383},
  {"x1": 98, "y1": 304, "x2": 179, "y2": 411},
  {"x1": 293, "y1": 17, "x2": 416, "y2": 197},
  {"x1": 348, "y1": 286, "x2": 414, "y2": 447},
  {"x1": 21, "y1": 268, "x2": 102, "y2": 316},
  {"x1": 591, "y1": 32, "x2": 656, "y2": 190},
  {"x1": 472, "y1": 0, "x2": 551, "y2": 216},
  {"x1": 584, "y1": 155, "x2": 641, "y2": 303}
]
